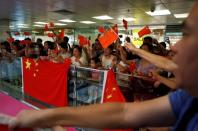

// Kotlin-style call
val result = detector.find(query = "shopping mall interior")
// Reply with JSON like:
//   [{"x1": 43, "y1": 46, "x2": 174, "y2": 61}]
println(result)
[{"x1": 0, "y1": 0, "x2": 197, "y2": 131}]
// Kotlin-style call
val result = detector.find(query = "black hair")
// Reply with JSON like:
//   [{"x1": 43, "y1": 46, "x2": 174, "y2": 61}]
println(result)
[
  {"x1": 125, "y1": 36, "x2": 131, "y2": 43},
  {"x1": 143, "y1": 36, "x2": 153, "y2": 43},
  {"x1": 140, "y1": 42, "x2": 153, "y2": 52},
  {"x1": 36, "y1": 38, "x2": 42, "y2": 43},
  {"x1": 160, "y1": 42, "x2": 166, "y2": 48},
  {"x1": 24, "y1": 37, "x2": 31, "y2": 41},
  {"x1": 13, "y1": 40, "x2": 22, "y2": 50},
  {"x1": 60, "y1": 42, "x2": 68, "y2": 50},
  {"x1": 91, "y1": 57, "x2": 100, "y2": 64},
  {"x1": 48, "y1": 42, "x2": 56, "y2": 50},
  {"x1": 1, "y1": 41, "x2": 11, "y2": 52},
  {"x1": 107, "y1": 44, "x2": 114, "y2": 51},
  {"x1": 63, "y1": 36, "x2": 69, "y2": 43},
  {"x1": 73, "y1": 45, "x2": 82, "y2": 53}
]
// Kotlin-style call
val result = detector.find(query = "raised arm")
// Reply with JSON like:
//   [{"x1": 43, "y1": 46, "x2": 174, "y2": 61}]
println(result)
[
  {"x1": 9, "y1": 95, "x2": 175, "y2": 130},
  {"x1": 125, "y1": 43, "x2": 178, "y2": 72}
]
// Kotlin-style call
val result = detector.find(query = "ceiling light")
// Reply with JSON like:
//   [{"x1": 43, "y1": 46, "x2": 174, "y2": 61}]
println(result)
[
  {"x1": 54, "y1": 23, "x2": 67, "y2": 26},
  {"x1": 33, "y1": 25, "x2": 45, "y2": 27},
  {"x1": 59, "y1": 19, "x2": 76, "y2": 23},
  {"x1": 32, "y1": 31, "x2": 39, "y2": 33},
  {"x1": 92, "y1": 15, "x2": 114, "y2": 20},
  {"x1": 9, "y1": 26, "x2": 14, "y2": 28},
  {"x1": 34, "y1": 22, "x2": 48, "y2": 24},
  {"x1": 18, "y1": 25, "x2": 29, "y2": 28},
  {"x1": 118, "y1": 17, "x2": 136, "y2": 21},
  {"x1": 17, "y1": 24, "x2": 28, "y2": 26},
  {"x1": 80, "y1": 21, "x2": 96, "y2": 24},
  {"x1": 174, "y1": 13, "x2": 189, "y2": 18},
  {"x1": 146, "y1": 9, "x2": 171, "y2": 16}
]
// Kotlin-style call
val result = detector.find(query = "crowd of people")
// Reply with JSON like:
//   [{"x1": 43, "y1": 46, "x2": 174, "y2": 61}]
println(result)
[
  {"x1": 1, "y1": 0, "x2": 198, "y2": 130},
  {"x1": 0, "y1": 32, "x2": 177, "y2": 102}
]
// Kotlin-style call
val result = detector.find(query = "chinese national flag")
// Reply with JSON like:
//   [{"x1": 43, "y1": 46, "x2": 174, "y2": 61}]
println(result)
[
  {"x1": 24, "y1": 32, "x2": 30, "y2": 36},
  {"x1": 7, "y1": 38, "x2": 14, "y2": 43},
  {"x1": 22, "y1": 58, "x2": 71, "y2": 107},
  {"x1": 47, "y1": 33, "x2": 56, "y2": 38},
  {"x1": 112, "y1": 24, "x2": 118, "y2": 34},
  {"x1": 58, "y1": 29, "x2": 65, "y2": 39},
  {"x1": 99, "y1": 28, "x2": 118, "y2": 49},
  {"x1": 123, "y1": 19, "x2": 128, "y2": 30},
  {"x1": 98, "y1": 26, "x2": 106, "y2": 33},
  {"x1": 102, "y1": 70, "x2": 125, "y2": 102},
  {"x1": 49, "y1": 22, "x2": 55, "y2": 28},
  {"x1": 138, "y1": 26, "x2": 152, "y2": 38},
  {"x1": 102, "y1": 70, "x2": 133, "y2": 131},
  {"x1": 78, "y1": 35, "x2": 89, "y2": 46},
  {"x1": 45, "y1": 24, "x2": 49, "y2": 31}
]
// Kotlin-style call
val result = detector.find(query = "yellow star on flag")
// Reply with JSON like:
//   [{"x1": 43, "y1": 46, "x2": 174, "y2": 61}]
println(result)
[
  {"x1": 107, "y1": 94, "x2": 112, "y2": 99},
  {"x1": 112, "y1": 87, "x2": 116, "y2": 91},
  {"x1": 25, "y1": 59, "x2": 31, "y2": 70}
]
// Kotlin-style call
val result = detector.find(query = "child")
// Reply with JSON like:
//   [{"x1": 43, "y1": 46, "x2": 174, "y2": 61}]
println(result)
[{"x1": 90, "y1": 57, "x2": 101, "y2": 80}]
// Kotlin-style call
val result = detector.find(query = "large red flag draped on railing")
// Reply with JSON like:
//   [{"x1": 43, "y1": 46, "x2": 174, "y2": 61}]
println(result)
[
  {"x1": 22, "y1": 58, "x2": 71, "y2": 107},
  {"x1": 99, "y1": 28, "x2": 118, "y2": 49},
  {"x1": 102, "y1": 70, "x2": 133, "y2": 131}
]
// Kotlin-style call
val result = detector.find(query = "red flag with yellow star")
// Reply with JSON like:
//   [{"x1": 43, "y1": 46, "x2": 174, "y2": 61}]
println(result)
[
  {"x1": 22, "y1": 57, "x2": 71, "y2": 107},
  {"x1": 102, "y1": 69, "x2": 125, "y2": 103},
  {"x1": 99, "y1": 28, "x2": 118, "y2": 49},
  {"x1": 102, "y1": 70, "x2": 133, "y2": 131}
]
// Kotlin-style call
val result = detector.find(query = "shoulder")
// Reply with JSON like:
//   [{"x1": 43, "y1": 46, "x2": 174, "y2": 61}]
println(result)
[{"x1": 169, "y1": 89, "x2": 193, "y2": 118}]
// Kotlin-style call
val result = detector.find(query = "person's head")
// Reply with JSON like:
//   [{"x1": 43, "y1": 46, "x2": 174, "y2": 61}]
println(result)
[
  {"x1": 37, "y1": 43, "x2": 44, "y2": 55},
  {"x1": 160, "y1": 42, "x2": 166, "y2": 49},
  {"x1": 44, "y1": 41, "x2": 50, "y2": 50},
  {"x1": 63, "y1": 36, "x2": 69, "y2": 43},
  {"x1": 25, "y1": 43, "x2": 38, "y2": 58},
  {"x1": 59, "y1": 42, "x2": 68, "y2": 52},
  {"x1": 46, "y1": 42, "x2": 56, "y2": 56},
  {"x1": 91, "y1": 57, "x2": 100, "y2": 69},
  {"x1": 36, "y1": 38, "x2": 42, "y2": 44},
  {"x1": 44, "y1": 41, "x2": 55, "y2": 50},
  {"x1": 1, "y1": 41, "x2": 11, "y2": 53},
  {"x1": 172, "y1": 2, "x2": 198, "y2": 97},
  {"x1": 140, "y1": 42, "x2": 153, "y2": 53},
  {"x1": 143, "y1": 36, "x2": 153, "y2": 45},
  {"x1": 12, "y1": 40, "x2": 22, "y2": 51},
  {"x1": 72, "y1": 45, "x2": 82, "y2": 58},
  {"x1": 166, "y1": 50, "x2": 175, "y2": 60},
  {"x1": 125, "y1": 36, "x2": 131, "y2": 43},
  {"x1": 104, "y1": 45, "x2": 113, "y2": 56},
  {"x1": 95, "y1": 39, "x2": 102, "y2": 50},
  {"x1": 24, "y1": 38, "x2": 32, "y2": 45}
]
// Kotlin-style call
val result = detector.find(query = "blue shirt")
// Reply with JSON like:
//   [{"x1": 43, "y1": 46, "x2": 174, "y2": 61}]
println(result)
[{"x1": 169, "y1": 89, "x2": 198, "y2": 131}]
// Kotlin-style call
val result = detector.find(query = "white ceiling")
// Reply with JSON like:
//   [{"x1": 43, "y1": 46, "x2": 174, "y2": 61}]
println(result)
[{"x1": 0, "y1": 0, "x2": 195, "y2": 30}]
